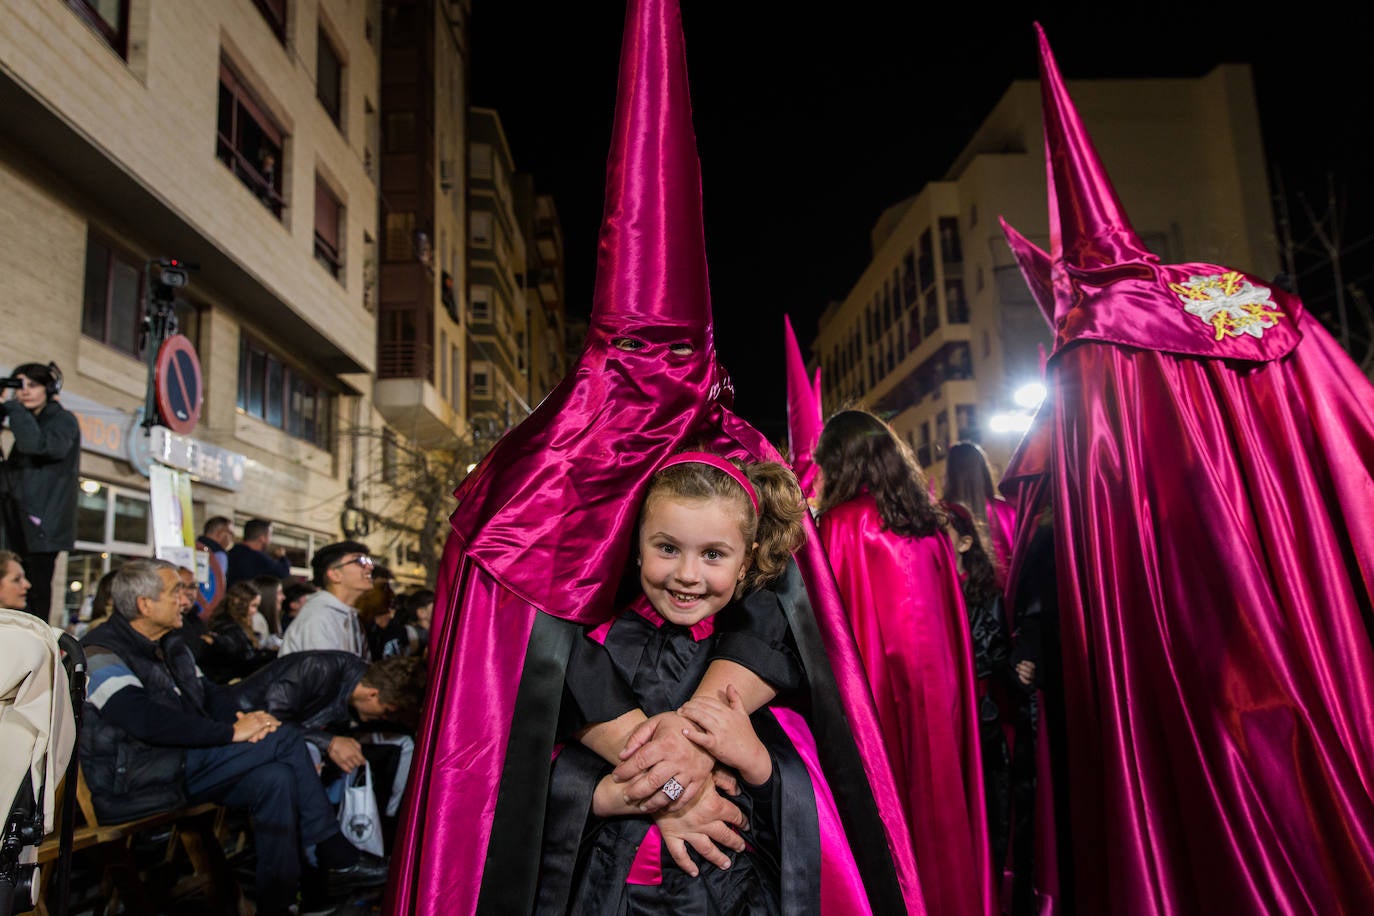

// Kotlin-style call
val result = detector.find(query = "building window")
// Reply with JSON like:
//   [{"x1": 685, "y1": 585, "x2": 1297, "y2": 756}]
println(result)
[
  {"x1": 470, "y1": 211, "x2": 493, "y2": 248},
  {"x1": 66, "y1": 0, "x2": 129, "y2": 57},
  {"x1": 237, "y1": 334, "x2": 332, "y2": 450},
  {"x1": 217, "y1": 59, "x2": 285, "y2": 218},
  {"x1": 470, "y1": 362, "x2": 492, "y2": 399},
  {"x1": 956, "y1": 404, "x2": 979, "y2": 442},
  {"x1": 314, "y1": 177, "x2": 343, "y2": 279},
  {"x1": 82, "y1": 236, "x2": 143, "y2": 357},
  {"x1": 317, "y1": 27, "x2": 343, "y2": 126},
  {"x1": 252, "y1": 0, "x2": 288, "y2": 43},
  {"x1": 470, "y1": 285, "x2": 492, "y2": 322}
]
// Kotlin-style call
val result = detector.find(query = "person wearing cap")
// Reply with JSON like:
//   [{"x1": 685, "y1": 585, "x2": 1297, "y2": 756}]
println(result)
[{"x1": 277, "y1": 541, "x2": 373, "y2": 659}]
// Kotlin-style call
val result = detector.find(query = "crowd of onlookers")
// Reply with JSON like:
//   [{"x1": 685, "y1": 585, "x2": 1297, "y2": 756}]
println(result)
[{"x1": 7, "y1": 516, "x2": 433, "y2": 915}]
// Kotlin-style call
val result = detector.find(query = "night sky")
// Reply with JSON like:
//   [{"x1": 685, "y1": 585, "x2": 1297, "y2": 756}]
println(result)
[{"x1": 469, "y1": 3, "x2": 1371, "y2": 441}]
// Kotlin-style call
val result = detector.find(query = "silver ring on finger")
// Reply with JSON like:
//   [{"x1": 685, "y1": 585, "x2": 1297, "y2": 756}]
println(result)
[{"x1": 661, "y1": 776, "x2": 685, "y2": 801}]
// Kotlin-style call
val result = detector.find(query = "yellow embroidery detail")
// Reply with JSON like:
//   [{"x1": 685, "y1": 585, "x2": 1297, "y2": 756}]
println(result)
[{"x1": 1169, "y1": 271, "x2": 1283, "y2": 341}]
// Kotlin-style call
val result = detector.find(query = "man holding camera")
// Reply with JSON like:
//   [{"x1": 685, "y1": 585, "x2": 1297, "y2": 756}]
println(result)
[{"x1": 1, "y1": 362, "x2": 79, "y2": 621}]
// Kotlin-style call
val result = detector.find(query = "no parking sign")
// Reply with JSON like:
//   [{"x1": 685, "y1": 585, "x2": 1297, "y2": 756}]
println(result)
[{"x1": 154, "y1": 334, "x2": 203, "y2": 435}]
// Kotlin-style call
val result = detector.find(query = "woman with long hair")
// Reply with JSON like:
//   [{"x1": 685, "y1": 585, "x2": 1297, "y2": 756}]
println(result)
[
  {"x1": 815, "y1": 410, "x2": 994, "y2": 916},
  {"x1": 943, "y1": 440, "x2": 1017, "y2": 589},
  {"x1": 203, "y1": 581, "x2": 275, "y2": 682}
]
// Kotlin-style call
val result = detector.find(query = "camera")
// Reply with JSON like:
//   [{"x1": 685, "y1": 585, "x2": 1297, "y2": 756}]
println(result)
[{"x1": 0, "y1": 378, "x2": 21, "y2": 390}]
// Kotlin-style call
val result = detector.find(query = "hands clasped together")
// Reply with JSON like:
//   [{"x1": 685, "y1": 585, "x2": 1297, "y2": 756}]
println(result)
[
  {"x1": 593, "y1": 685, "x2": 770, "y2": 876},
  {"x1": 232, "y1": 709, "x2": 281, "y2": 743}
]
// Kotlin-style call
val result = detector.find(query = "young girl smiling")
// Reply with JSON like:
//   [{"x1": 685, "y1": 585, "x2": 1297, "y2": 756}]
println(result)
[{"x1": 539, "y1": 451, "x2": 857, "y2": 912}]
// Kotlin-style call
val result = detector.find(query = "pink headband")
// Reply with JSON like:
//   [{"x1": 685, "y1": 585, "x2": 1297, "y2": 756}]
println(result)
[{"x1": 655, "y1": 452, "x2": 759, "y2": 514}]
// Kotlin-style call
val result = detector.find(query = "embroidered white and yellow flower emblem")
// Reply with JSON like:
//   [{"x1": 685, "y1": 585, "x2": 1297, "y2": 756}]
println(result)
[{"x1": 1169, "y1": 271, "x2": 1284, "y2": 341}]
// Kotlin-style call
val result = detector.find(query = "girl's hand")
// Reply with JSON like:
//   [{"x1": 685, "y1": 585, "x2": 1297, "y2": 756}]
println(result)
[
  {"x1": 655, "y1": 783, "x2": 748, "y2": 877},
  {"x1": 679, "y1": 685, "x2": 771, "y2": 786},
  {"x1": 612, "y1": 711, "x2": 714, "y2": 813},
  {"x1": 1015, "y1": 660, "x2": 1036, "y2": 685}
]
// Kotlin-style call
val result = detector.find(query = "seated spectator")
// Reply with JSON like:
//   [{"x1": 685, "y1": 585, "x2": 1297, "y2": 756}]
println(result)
[
  {"x1": 201, "y1": 582, "x2": 275, "y2": 683},
  {"x1": 227, "y1": 653, "x2": 424, "y2": 765},
  {"x1": 251, "y1": 574, "x2": 284, "y2": 651},
  {"x1": 228, "y1": 652, "x2": 427, "y2": 816},
  {"x1": 170, "y1": 564, "x2": 215, "y2": 663},
  {"x1": 379, "y1": 589, "x2": 433, "y2": 658},
  {"x1": 80, "y1": 559, "x2": 387, "y2": 914},
  {"x1": 280, "y1": 580, "x2": 316, "y2": 633},
  {"x1": 226, "y1": 518, "x2": 291, "y2": 587},
  {"x1": 278, "y1": 542, "x2": 372, "y2": 659}
]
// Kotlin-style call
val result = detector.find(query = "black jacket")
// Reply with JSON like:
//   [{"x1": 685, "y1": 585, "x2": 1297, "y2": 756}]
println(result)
[
  {"x1": 226, "y1": 650, "x2": 369, "y2": 754},
  {"x1": 200, "y1": 621, "x2": 274, "y2": 683},
  {"x1": 79, "y1": 612, "x2": 235, "y2": 823},
  {"x1": 1, "y1": 398, "x2": 80, "y2": 552}
]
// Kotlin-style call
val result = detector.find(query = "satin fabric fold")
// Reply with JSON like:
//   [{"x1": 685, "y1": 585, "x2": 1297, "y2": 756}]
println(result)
[
  {"x1": 1051, "y1": 327, "x2": 1374, "y2": 914},
  {"x1": 821, "y1": 494, "x2": 994, "y2": 916}
]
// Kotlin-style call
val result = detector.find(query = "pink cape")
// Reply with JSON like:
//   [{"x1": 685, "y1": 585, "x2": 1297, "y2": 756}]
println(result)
[
  {"x1": 1014, "y1": 23, "x2": 1374, "y2": 913},
  {"x1": 821, "y1": 494, "x2": 995, "y2": 916}
]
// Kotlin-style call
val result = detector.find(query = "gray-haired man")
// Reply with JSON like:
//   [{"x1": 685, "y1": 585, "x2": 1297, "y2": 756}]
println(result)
[{"x1": 80, "y1": 559, "x2": 387, "y2": 914}]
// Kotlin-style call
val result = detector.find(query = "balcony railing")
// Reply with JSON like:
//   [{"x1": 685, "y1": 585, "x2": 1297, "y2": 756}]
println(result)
[{"x1": 377, "y1": 340, "x2": 433, "y2": 380}]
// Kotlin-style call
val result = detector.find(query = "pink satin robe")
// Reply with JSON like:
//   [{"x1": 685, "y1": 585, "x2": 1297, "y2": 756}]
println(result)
[{"x1": 821, "y1": 494, "x2": 995, "y2": 916}]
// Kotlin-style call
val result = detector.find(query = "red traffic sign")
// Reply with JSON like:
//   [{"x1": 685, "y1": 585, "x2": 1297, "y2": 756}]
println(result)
[{"x1": 154, "y1": 334, "x2": 203, "y2": 435}]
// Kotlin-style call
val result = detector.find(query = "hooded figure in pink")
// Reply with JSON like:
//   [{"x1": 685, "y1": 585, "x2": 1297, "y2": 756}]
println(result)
[
  {"x1": 387, "y1": 1, "x2": 923, "y2": 912},
  {"x1": 998, "y1": 25, "x2": 1374, "y2": 914}
]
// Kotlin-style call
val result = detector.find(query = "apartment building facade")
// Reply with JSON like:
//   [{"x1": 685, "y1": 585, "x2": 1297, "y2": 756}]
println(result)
[
  {"x1": 813, "y1": 66, "x2": 1278, "y2": 484},
  {"x1": 0, "y1": 0, "x2": 393, "y2": 617},
  {"x1": 466, "y1": 107, "x2": 531, "y2": 438}
]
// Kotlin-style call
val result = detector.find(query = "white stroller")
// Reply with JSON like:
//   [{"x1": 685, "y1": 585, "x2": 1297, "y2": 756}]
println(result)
[{"x1": 0, "y1": 611, "x2": 80, "y2": 916}]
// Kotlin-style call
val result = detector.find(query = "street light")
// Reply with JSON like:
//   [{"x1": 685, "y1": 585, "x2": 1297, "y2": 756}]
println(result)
[{"x1": 1013, "y1": 381, "x2": 1047, "y2": 409}]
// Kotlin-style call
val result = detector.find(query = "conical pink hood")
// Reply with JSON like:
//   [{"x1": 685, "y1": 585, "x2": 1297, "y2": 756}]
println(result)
[
  {"x1": 1030, "y1": 24, "x2": 1300, "y2": 363},
  {"x1": 443, "y1": 0, "x2": 723, "y2": 624},
  {"x1": 591, "y1": 0, "x2": 711, "y2": 336},
  {"x1": 783, "y1": 314, "x2": 823, "y2": 498},
  {"x1": 998, "y1": 217, "x2": 1055, "y2": 329},
  {"x1": 1037, "y1": 23, "x2": 1155, "y2": 271}
]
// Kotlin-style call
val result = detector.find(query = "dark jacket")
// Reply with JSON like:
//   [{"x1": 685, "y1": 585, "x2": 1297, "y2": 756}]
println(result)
[
  {"x1": 1, "y1": 398, "x2": 80, "y2": 552},
  {"x1": 225, "y1": 543, "x2": 290, "y2": 587},
  {"x1": 80, "y1": 612, "x2": 235, "y2": 823},
  {"x1": 226, "y1": 650, "x2": 369, "y2": 754},
  {"x1": 200, "y1": 621, "x2": 274, "y2": 683}
]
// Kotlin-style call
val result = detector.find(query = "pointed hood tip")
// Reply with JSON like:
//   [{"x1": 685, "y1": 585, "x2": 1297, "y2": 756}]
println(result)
[
  {"x1": 591, "y1": 0, "x2": 712, "y2": 333},
  {"x1": 1036, "y1": 21, "x2": 1152, "y2": 270}
]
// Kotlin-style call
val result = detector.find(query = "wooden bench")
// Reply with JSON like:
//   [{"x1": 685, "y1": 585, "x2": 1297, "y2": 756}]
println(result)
[{"x1": 32, "y1": 765, "x2": 247, "y2": 916}]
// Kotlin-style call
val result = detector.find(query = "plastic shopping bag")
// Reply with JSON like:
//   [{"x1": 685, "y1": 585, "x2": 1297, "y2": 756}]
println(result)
[{"x1": 337, "y1": 762, "x2": 385, "y2": 856}]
